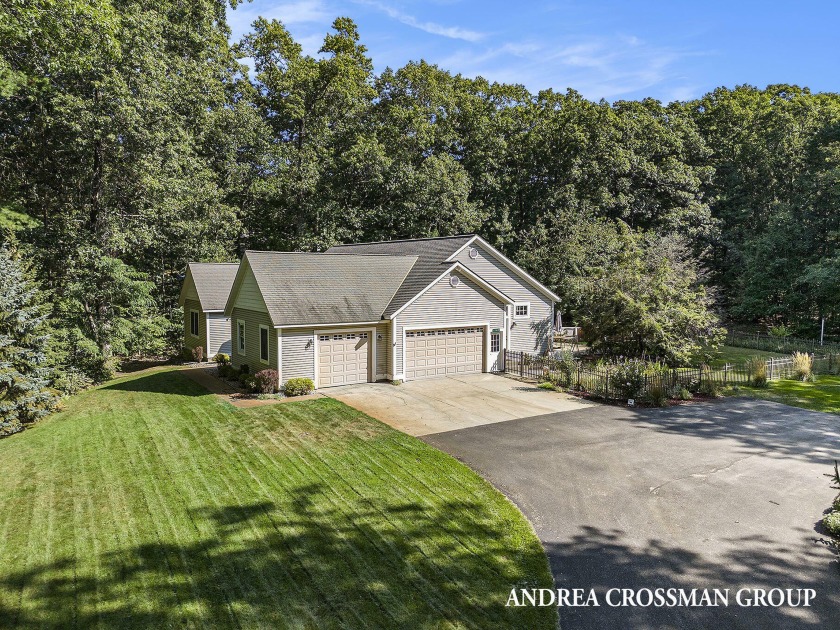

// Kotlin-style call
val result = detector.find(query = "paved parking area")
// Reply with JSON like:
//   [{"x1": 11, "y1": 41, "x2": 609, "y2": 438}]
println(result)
[
  {"x1": 325, "y1": 373, "x2": 591, "y2": 436},
  {"x1": 424, "y1": 398, "x2": 840, "y2": 629}
]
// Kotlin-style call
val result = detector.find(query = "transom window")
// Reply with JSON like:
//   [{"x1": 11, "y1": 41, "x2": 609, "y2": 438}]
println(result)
[
  {"x1": 407, "y1": 328, "x2": 482, "y2": 338},
  {"x1": 514, "y1": 303, "x2": 531, "y2": 318},
  {"x1": 189, "y1": 311, "x2": 199, "y2": 337}
]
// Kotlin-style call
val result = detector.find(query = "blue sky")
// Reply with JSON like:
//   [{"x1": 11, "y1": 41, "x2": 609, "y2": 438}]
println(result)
[{"x1": 226, "y1": 0, "x2": 839, "y2": 103}]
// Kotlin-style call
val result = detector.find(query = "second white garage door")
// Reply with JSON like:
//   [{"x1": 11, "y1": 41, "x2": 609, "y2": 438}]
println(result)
[
  {"x1": 318, "y1": 331, "x2": 370, "y2": 387},
  {"x1": 405, "y1": 327, "x2": 484, "y2": 380}
]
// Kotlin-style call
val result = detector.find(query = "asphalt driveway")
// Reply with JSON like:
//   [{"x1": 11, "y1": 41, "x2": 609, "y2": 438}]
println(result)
[
  {"x1": 423, "y1": 398, "x2": 840, "y2": 629},
  {"x1": 326, "y1": 373, "x2": 591, "y2": 436}
]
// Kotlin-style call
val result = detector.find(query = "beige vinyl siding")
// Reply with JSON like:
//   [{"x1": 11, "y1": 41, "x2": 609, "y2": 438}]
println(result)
[
  {"x1": 236, "y1": 264, "x2": 269, "y2": 312},
  {"x1": 396, "y1": 271, "x2": 505, "y2": 378},
  {"x1": 230, "y1": 307, "x2": 276, "y2": 373},
  {"x1": 278, "y1": 322, "x2": 389, "y2": 385},
  {"x1": 375, "y1": 322, "x2": 389, "y2": 378},
  {"x1": 280, "y1": 328, "x2": 315, "y2": 384},
  {"x1": 455, "y1": 243, "x2": 553, "y2": 353},
  {"x1": 183, "y1": 299, "x2": 206, "y2": 355},
  {"x1": 207, "y1": 313, "x2": 232, "y2": 357},
  {"x1": 181, "y1": 275, "x2": 199, "y2": 303}
]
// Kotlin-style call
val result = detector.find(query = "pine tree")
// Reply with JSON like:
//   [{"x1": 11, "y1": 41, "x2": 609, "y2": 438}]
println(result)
[{"x1": 0, "y1": 245, "x2": 59, "y2": 437}]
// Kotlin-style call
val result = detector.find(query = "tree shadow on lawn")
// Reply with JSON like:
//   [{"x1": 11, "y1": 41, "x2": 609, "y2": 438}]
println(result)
[
  {"x1": 0, "y1": 484, "x2": 555, "y2": 629},
  {"x1": 627, "y1": 398, "x2": 840, "y2": 463},
  {"x1": 546, "y1": 525, "x2": 840, "y2": 630},
  {"x1": 100, "y1": 369, "x2": 209, "y2": 397}
]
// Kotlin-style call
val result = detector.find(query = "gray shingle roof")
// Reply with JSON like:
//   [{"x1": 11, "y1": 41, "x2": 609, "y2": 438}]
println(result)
[
  {"x1": 326, "y1": 235, "x2": 476, "y2": 315},
  {"x1": 188, "y1": 262, "x2": 240, "y2": 311},
  {"x1": 245, "y1": 251, "x2": 418, "y2": 326}
]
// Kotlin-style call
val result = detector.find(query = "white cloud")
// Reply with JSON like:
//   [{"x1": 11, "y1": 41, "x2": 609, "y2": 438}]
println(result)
[
  {"x1": 228, "y1": 0, "x2": 333, "y2": 39},
  {"x1": 357, "y1": 1, "x2": 485, "y2": 42},
  {"x1": 436, "y1": 34, "x2": 693, "y2": 101}
]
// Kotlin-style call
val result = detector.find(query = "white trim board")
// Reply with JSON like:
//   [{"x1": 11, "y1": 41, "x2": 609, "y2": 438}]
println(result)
[
  {"x1": 275, "y1": 320, "x2": 381, "y2": 330},
  {"x1": 445, "y1": 235, "x2": 561, "y2": 302}
]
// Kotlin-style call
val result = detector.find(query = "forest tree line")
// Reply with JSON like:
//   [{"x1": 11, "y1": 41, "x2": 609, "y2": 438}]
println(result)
[{"x1": 1, "y1": 0, "x2": 839, "y2": 400}]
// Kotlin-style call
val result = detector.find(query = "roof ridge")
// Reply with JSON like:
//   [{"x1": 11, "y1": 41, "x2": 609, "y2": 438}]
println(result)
[
  {"x1": 189, "y1": 261, "x2": 240, "y2": 265},
  {"x1": 328, "y1": 234, "x2": 476, "y2": 247},
  {"x1": 245, "y1": 250, "x2": 419, "y2": 258}
]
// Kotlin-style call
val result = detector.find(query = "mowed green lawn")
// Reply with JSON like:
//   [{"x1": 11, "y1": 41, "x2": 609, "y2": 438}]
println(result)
[
  {"x1": 736, "y1": 374, "x2": 840, "y2": 415},
  {"x1": 0, "y1": 369, "x2": 555, "y2": 629},
  {"x1": 706, "y1": 345, "x2": 781, "y2": 367}
]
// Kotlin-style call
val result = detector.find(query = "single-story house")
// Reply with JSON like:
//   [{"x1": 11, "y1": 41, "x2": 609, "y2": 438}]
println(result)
[
  {"x1": 178, "y1": 262, "x2": 240, "y2": 359},
  {"x1": 220, "y1": 234, "x2": 559, "y2": 388}
]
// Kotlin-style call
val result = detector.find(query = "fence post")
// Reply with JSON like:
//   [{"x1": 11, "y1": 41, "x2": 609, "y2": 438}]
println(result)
[{"x1": 519, "y1": 351, "x2": 524, "y2": 377}]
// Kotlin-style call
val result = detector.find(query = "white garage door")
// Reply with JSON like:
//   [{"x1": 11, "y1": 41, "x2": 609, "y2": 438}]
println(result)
[
  {"x1": 405, "y1": 327, "x2": 484, "y2": 380},
  {"x1": 318, "y1": 331, "x2": 370, "y2": 387}
]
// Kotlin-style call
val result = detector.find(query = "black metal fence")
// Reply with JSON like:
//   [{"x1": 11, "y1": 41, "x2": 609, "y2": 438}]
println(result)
[{"x1": 504, "y1": 349, "x2": 839, "y2": 402}]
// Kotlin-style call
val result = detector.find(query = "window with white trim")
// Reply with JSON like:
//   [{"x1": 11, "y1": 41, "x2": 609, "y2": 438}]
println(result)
[
  {"x1": 189, "y1": 310, "x2": 199, "y2": 337},
  {"x1": 514, "y1": 302, "x2": 531, "y2": 319},
  {"x1": 237, "y1": 320, "x2": 245, "y2": 354},
  {"x1": 259, "y1": 326, "x2": 269, "y2": 363},
  {"x1": 490, "y1": 332, "x2": 500, "y2": 353}
]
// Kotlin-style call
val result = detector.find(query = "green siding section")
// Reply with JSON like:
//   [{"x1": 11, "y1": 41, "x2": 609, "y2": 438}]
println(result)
[
  {"x1": 230, "y1": 307, "x2": 277, "y2": 374},
  {"x1": 183, "y1": 299, "x2": 206, "y2": 357}
]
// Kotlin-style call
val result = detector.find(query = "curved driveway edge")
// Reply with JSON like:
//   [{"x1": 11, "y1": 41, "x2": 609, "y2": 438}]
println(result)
[{"x1": 422, "y1": 398, "x2": 840, "y2": 629}]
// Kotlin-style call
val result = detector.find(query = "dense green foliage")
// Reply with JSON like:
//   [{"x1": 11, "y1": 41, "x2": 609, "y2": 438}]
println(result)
[
  {"x1": 0, "y1": 369, "x2": 556, "y2": 627},
  {"x1": 1, "y1": 3, "x2": 838, "y2": 398},
  {"x1": 0, "y1": 245, "x2": 58, "y2": 436}
]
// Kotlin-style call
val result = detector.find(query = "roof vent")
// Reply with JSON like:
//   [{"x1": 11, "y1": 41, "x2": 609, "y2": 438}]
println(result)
[
  {"x1": 468, "y1": 247, "x2": 479, "y2": 259},
  {"x1": 450, "y1": 275, "x2": 461, "y2": 287}
]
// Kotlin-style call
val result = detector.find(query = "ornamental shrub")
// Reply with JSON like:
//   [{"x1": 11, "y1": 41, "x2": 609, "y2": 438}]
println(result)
[
  {"x1": 284, "y1": 377, "x2": 314, "y2": 397},
  {"x1": 792, "y1": 352, "x2": 814, "y2": 382},
  {"x1": 609, "y1": 361, "x2": 648, "y2": 399},
  {"x1": 822, "y1": 511, "x2": 840, "y2": 537},
  {"x1": 238, "y1": 373, "x2": 256, "y2": 392},
  {"x1": 643, "y1": 382, "x2": 668, "y2": 407},
  {"x1": 254, "y1": 369, "x2": 278, "y2": 394},
  {"x1": 549, "y1": 350, "x2": 579, "y2": 388},
  {"x1": 744, "y1": 356, "x2": 768, "y2": 388},
  {"x1": 192, "y1": 345, "x2": 204, "y2": 362},
  {"x1": 214, "y1": 353, "x2": 230, "y2": 366}
]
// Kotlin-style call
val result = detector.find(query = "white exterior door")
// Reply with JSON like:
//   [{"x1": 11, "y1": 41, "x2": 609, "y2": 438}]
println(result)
[
  {"x1": 488, "y1": 331, "x2": 501, "y2": 372},
  {"x1": 318, "y1": 331, "x2": 370, "y2": 387},
  {"x1": 405, "y1": 327, "x2": 484, "y2": 380}
]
